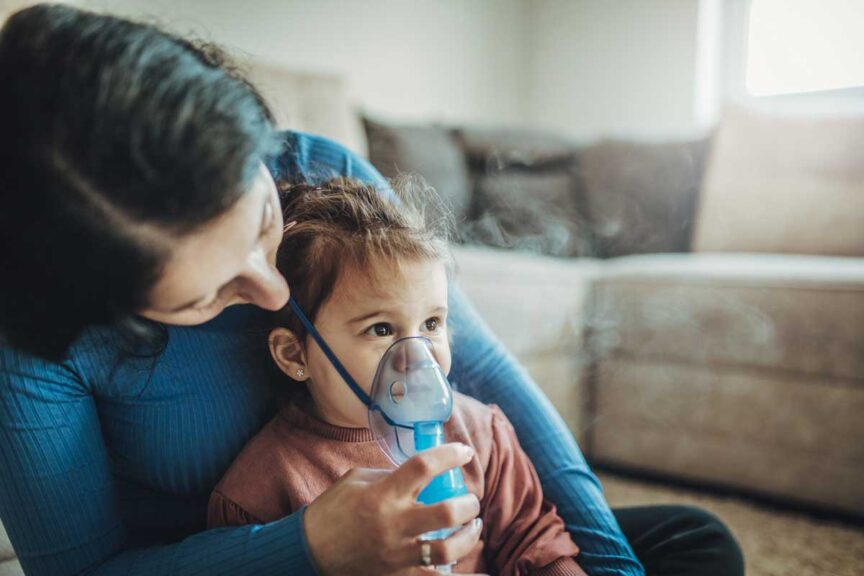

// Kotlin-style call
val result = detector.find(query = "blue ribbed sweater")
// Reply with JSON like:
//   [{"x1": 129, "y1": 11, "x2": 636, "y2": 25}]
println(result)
[{"x1": 0, "y1": 131, "x2": 644, "y2": 576}]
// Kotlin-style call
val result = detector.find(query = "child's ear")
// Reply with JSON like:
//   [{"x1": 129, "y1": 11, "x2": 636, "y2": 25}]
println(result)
[{"x1": 269, "y1": 327, "x2": 309, "y2": 381}]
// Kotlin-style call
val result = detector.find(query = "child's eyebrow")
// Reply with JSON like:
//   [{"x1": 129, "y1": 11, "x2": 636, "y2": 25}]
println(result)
[{"x1": 346, "y1": 310, "x2": 386, "y2": 325}]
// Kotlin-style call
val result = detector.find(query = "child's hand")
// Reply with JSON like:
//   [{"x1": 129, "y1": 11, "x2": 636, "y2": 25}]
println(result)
[{"x1": 303, "y1": 443, "x2": 484, "y2": 576}]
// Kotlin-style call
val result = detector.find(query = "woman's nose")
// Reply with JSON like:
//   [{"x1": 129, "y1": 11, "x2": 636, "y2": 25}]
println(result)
[{"x1": 237, "y1": 248, "x2": 290, "y2": 311}]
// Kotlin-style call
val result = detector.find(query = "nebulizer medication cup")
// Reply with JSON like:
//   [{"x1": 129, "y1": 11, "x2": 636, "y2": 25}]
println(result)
[{"x1": 287, "y1": 298, "x2": 468, "y2": 573}]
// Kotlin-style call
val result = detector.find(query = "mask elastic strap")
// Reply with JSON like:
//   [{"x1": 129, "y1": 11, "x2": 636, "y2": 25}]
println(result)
[
  {"x1": 287, "y1": 297, "x2": 411, "y2": 430},
  {"x1": 288, "y1": 296, "x2": 373, "y2": 406}
]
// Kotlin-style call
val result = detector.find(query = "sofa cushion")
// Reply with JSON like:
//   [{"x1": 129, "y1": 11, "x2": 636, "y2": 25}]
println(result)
[
  {"x1": 586, "y1": 252, "x2": 864, "y2": 516},
  {"x1": 578, "y1": 138, "x2": 708, "y2": 258},
  {"x1": 363, "y1": 117, "x2": 471, "y2": 224},
  {"x1": 590, "y1": 359, "x2": 864, "y2": 515},
  {"x1": 0, "y1": 520, "x2": 13, "y2": 563},
  {"x1": 455, "y1": 127, "x2": 576, "y2": 170},
  {"x1": 465, "y1": 170, "x2": 593, "y2": 257},
  {"x1": 694, "y1": 106, "x2": 864, "y2": 257},
  {"x1": 0, "y1": 559, "x2": 22, "y2": 576},
  {"x1": 587, "y1": 253, "x2": 864, "y2": 380},
  {"x1": 451, "y1": 245, "x2": 600, "y2": 358},
  {"x1": 451, "y1": 245, "x2": 599, "y2": 440}
]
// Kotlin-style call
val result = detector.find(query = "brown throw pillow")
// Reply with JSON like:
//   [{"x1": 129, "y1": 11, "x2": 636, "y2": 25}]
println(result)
[
  {"x1": 463, "y1": 170, "x2": 593, "y2": 258},
  {"x1": 579, "y1": 138, "x2": 709, "y2": 258},
  {"x1": 363, "y1": 117, "x2": 471, "y2": 224},
  {"x1": 455, "y1": 126, "x2": 576, "y2": 170}
]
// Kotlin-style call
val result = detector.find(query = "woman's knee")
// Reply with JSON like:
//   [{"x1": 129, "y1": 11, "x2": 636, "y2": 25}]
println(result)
[
  {"x1": 665, "y1": 505, "x2": 744, "y2": 576},
  {"x1": 615, "y1": 504, "x2": 744, "y2": 576}
]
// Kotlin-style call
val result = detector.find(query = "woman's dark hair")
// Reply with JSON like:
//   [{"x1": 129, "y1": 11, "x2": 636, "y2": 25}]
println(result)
[{"x1": 0, "y1": 4, "x2": 280, "y2": 361}]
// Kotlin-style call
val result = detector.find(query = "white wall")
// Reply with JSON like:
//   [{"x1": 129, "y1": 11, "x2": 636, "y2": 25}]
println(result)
[
  {"x1": 5, "y1": 0, "x2": 713, "y2": 139},
  {"x1": 73, "y1": 0, "x2": 529, "y2": 127},
  {"x1": 525, "y1": 0, "x2": 703, "y2": 142}
]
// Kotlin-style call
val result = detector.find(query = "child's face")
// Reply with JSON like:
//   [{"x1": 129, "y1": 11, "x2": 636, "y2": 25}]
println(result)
[{"x1": 282, "y1": 257, "x2": 451, "y2": 428}]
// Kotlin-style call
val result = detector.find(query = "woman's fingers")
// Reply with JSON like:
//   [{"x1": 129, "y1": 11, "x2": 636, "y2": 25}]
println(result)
[
  {"x1": 423, "y1": 518, "x2": 484, "y2": 566},
  {"x1": 304, "y1": 450, "x2": 481, "y2": 576},
  {"x1": 402, "y1": 494, "x2": 481, "y2": 536},
  {"x1": 396, "y1": 524, "x2": 488, "y2": 576},
  {"x1": 383, "y1": 443, "x2": 474, "y2": 499},
  {"x1": 390, "y1": 515, "x2": 484, "y2": 570}
]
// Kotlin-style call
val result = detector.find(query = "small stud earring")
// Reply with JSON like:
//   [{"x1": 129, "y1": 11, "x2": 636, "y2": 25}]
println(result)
[{"x1": 296, "y1": 368, "x2": 305, "y2": 379}]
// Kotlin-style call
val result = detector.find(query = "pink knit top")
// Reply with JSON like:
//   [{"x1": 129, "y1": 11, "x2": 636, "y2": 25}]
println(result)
[{"x1": 208, "y1": 393, "x2": 585, "y2": 576}]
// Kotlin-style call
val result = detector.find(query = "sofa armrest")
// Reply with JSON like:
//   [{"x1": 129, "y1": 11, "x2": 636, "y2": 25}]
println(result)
[
  {"x1": 452, "y1": 245, "x2": 599, "y2": 358},
  {"x1": 0, "y1": 559, "x2": 22, "y2": 576},
  {"x1": 0, "y1": 521, "x2": 20, "y2": 576},
  {"x1": 451, "y1": 245, "x2": 600, "y2": 435},
  {"x1": 585, "y1": 253, "x2": 864, "y2": 516},
  {"x1": 0, "y1": 521, "x2": 13, "y2": 564},
  {"x1": 588, "y1": 253, "x2": 864, "y2": 378}
]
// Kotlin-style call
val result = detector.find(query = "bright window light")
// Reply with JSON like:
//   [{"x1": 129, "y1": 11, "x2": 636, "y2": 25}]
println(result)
[{"x1": 746, "y1": 0, "x2": 864, "y2": 96}]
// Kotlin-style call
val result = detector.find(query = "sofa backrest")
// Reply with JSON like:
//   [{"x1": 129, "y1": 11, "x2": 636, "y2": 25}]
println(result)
[
  {"x1": 245, "y1": 61, "x2": 368, "y2": 158},
  {"x1": 0, "y1": 520, "x2": 11, "y2": 560},
  {"x1": 364, "y1": 116, "x2": 710, "y2": 259},
  {"x1": 694, "y1": 106, "x2": 864, "y2": 257}
]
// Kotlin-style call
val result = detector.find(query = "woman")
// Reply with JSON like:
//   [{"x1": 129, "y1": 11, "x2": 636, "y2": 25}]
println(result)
[{"x1": 0, "y1": 5, "x2": 743, "y2": 576}]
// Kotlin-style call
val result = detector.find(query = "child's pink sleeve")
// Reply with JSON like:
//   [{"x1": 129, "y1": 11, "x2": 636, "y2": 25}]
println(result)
[
  {"x1": 482, "y1": 406, "x2": 586, "y2": 576},
  {"x1": 208, "y1": 488, "x2": 266, "y2": 529}
]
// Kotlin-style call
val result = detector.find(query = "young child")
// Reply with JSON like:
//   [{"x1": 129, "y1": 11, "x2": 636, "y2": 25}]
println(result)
[{"x1": 208, "y1": 178, "x2": 585, "y2": 575}]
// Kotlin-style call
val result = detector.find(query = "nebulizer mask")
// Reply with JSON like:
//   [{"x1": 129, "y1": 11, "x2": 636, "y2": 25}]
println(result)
[{"x1": 288, "y1": 297, "x2": 468, "y2": 570}]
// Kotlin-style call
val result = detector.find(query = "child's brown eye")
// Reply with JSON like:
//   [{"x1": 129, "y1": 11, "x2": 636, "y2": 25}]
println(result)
[
  {"x1": 424, "y1": 318, "x2": 439, "y2": 332},
  {"x1": 365, "y1": 323, "x2": 393, "y2": 337}
]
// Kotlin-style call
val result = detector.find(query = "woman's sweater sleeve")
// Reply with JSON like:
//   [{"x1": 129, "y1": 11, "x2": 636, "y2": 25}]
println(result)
[
  {"x1": 0, "y1": 349, "x2": 317, "y2": 576},
  {"x1": 448, "y1": 285, "x2": 645, "y2": 576}
]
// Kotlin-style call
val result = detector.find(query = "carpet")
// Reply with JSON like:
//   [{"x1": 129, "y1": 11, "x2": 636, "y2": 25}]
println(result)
[{"x1": 597, "y1": 472, "x2": 864, "y2": 576}]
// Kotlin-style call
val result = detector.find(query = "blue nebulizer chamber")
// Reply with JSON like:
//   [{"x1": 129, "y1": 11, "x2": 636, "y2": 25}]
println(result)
[{"x1": 368, "y1": 337, "x2": 468, "y2": 510}]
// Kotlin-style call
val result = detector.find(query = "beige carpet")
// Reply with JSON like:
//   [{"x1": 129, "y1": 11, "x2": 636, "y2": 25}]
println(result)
[{"x1": 597, "y1": 472, "x2": 864, "y2": 576}]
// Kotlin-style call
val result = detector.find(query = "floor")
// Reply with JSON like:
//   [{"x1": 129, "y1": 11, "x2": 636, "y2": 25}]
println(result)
[{"x1": 597, "y1": 472, "x2": 864, "y2": 576}]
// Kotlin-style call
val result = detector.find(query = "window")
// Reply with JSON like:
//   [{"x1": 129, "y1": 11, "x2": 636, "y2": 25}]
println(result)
[{"x1": 746, "y1": 0, "x2": 864, "y2": 96}]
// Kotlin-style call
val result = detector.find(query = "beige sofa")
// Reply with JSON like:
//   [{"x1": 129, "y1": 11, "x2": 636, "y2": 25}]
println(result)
[
  {"x1": 360, "y1": 99, "x2": 864, "y2": 518},
  {"x1": 447, "y1": 108, "x2": 864, "y2": 517},
  {"x1": 453, "y1": 247, "x2": 864, "y2": 516}
]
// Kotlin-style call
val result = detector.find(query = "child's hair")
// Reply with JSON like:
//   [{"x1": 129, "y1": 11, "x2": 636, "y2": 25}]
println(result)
[{"x1": 275, "y1": 177, "x2": 454, "y2": 347}]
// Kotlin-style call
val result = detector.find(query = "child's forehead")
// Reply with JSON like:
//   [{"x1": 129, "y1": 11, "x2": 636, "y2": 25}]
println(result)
[{"x1": 329, "y1": 256, "x2": 448, "y2": 307}]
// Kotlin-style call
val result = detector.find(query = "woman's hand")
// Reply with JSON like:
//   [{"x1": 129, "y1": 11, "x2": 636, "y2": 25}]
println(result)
[{"x1": 303, "y1": 443, "x2": 487, "y2": 576}]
